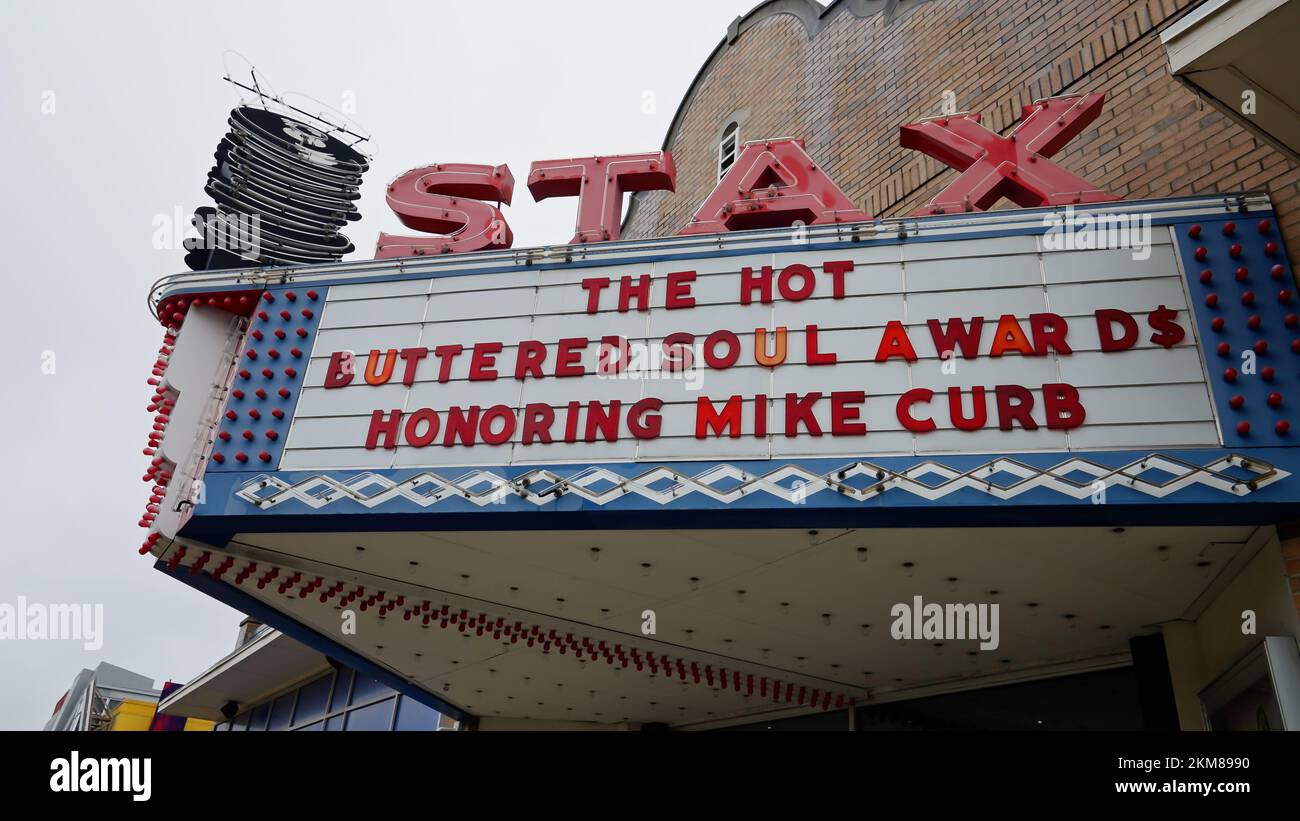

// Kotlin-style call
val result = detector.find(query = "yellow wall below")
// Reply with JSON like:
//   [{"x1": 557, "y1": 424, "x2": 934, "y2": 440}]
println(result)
[
  {"x1": 107, "y1": 698, "x2": 214, "y2": 731},
  {"x1": 108, "y1": 698, "x2": 157, "y2": 732}
]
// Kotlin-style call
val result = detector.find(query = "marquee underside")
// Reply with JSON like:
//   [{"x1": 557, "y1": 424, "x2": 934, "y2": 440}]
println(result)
[{"x1": 161, "y1": 523, "x2": 1262, "y2": 727}]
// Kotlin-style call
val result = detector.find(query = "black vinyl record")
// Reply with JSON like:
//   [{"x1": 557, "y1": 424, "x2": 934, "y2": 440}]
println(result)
[
  {"x1": 215, "y1": 138, "x2": 362, "y2": 202},
  {"x1": 205, "y1": 178, "x2": 348, "y2": 233},
  {"x1": 205, "y1": 201, "x2": 353, "y2": 261},
  {"x1": 190, "y1": 212, "x2": 341, "y2": 265},
  {"x1": 230, "y1": 106, "x2": 369, "y2": 172},
  {"x1": 218, "y1": 141, "x2": 361, "y2": 204},
  {"x1": 183, "y1": 246, "x2": 262, "y2": 271},
  {"x1": 186, "y1": 106, "x2": 367, "y2": 272},
  {"x1": 224, "y1": 127, "x2": 363, "y2": 187},
  {"x1": 212, "y1": 205, "x2": 354, "y2": 254},
  {"x1": 208, "y1": 166, "x2": 356, "y2": 222},
  {"x1": 229, "y1": 108, "x2": 367, "y2": 178}
]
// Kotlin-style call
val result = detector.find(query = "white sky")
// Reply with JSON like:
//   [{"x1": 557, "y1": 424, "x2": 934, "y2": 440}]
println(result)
[{"x1": 0, "y1": 0, "x2": 758, "y2": 729}]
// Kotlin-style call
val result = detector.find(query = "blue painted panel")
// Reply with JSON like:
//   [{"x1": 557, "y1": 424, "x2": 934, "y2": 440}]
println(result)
[
  {"x1": 207, "y1": 285, "x2": 324, "y2": 472},
  {"x1": 1175, "y1": 215, "x2": 1298, "y2": 446}
]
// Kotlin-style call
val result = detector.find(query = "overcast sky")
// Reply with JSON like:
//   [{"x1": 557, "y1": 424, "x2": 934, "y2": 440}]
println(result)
[{"x1": 0, "y1": 0, "x2": 757, "y2": 730}]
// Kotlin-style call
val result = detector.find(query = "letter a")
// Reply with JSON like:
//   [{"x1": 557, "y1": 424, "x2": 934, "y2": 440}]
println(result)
[{"x1": 679, "y1": 139, "x2": 869, "y2": 234}]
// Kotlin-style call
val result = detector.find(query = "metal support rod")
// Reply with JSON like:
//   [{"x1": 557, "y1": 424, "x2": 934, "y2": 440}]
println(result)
[{"x1": 221, "y1": 75, "x2": 371, "y2": 148}]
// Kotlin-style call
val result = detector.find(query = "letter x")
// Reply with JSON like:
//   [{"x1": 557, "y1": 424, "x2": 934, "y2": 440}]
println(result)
[{"x1": 900, "y1": 93, "x2": 1119, "y2": 215}]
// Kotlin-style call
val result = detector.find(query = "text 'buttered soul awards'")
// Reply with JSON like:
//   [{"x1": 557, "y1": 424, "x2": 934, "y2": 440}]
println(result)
[{"x1": 318, "y1": 261, "x2": 1187, "y2": 450}]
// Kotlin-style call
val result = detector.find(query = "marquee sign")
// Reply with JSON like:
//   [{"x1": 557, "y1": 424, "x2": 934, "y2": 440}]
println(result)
[
  {"x1": 130, "y1": 95, "x2": 1297, "y2": 551},
  {"x1": 139, "y1": 191, "x2": 1300, "y2": 549}
]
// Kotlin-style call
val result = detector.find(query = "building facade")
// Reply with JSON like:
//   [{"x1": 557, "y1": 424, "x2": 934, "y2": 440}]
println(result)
[
  {"x1": 140, "y1": 0, "x2": 1300, "y2": 731},
  {"x1": 623, "y1": 0, "x2": 1300, "y2": 246},
  {"x1": 43, "y1": 661, "x2": 213, "y2": 732},
  {"x1": 158, "y1": 621, "x2": 457, "y2": 731}
]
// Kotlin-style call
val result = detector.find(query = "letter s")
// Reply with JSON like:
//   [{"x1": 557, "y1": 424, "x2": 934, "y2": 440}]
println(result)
[{"x1": 376, "y1": 163, "x2": 514, "y2": 257}]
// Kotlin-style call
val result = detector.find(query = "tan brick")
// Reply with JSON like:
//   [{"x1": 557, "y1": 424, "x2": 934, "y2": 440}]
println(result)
[{"x1": 623, "y1": 0, "x2": 1299, "y2": 259}]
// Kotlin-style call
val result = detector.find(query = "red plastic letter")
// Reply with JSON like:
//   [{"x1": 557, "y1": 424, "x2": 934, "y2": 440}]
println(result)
[
  {"x1": 376, "y1": 163, "x2": 514, "y2": 258},
  {"x1": 900, "y1": 93, "x2": 1119, "y2": 214},
  {"x1": 528, "y1": 152, "x2": 676, "y2": 244},
  {"x1": 679, "y1": 139, "x2": 870, "y2": 235}
]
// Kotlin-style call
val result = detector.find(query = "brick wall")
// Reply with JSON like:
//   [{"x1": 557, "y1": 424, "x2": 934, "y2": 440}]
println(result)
[{"x1": 623, "y1": 0, "x2": 1300, "y2": 261}]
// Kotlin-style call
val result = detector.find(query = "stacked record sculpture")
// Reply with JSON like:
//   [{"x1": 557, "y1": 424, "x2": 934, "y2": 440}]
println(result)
[{"x1": 185, "y1": 106, "x2": 368, "y2": 271}]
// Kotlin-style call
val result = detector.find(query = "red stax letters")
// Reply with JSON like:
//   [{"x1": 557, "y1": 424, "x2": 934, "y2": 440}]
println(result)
[
  {"x1": 900, "y1": 93, "x2": 1119, "y2": 214},
  {"x1": 376, "y1": 163, "x2": 514, "y2": 258},
  {"x1": 528, "y1": 153, "x2": 676, "y2": 244},
  {"x1": 679, "y1": 139, "x2": 870, "y2": 234}
]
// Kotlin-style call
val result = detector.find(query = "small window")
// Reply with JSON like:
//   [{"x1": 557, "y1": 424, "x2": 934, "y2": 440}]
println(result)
[
  {"x1": 718, "y1": 122, "x2": 739, "y2": 180},
  {"x1": 292, "y1": 673, "x2": 332, "y2": 726},
  {"x1": 267, "y1": 692, "x2": 296, "y2": 730},
  {"x1": 394, "y1": 695, "x2": 442, "y2": 731},
  {"x1": 252, "y1": 704, "x2": 272, "y2": 731},
  {"x1": 350, "y1": 674, "x2": 390, "y2": 706},
  {"x1": 329, "y1": 668, "x2": 353, "y2": 712},
  {"x1": 344, "y1": 697, "x2": 396, "y2": 731}
]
